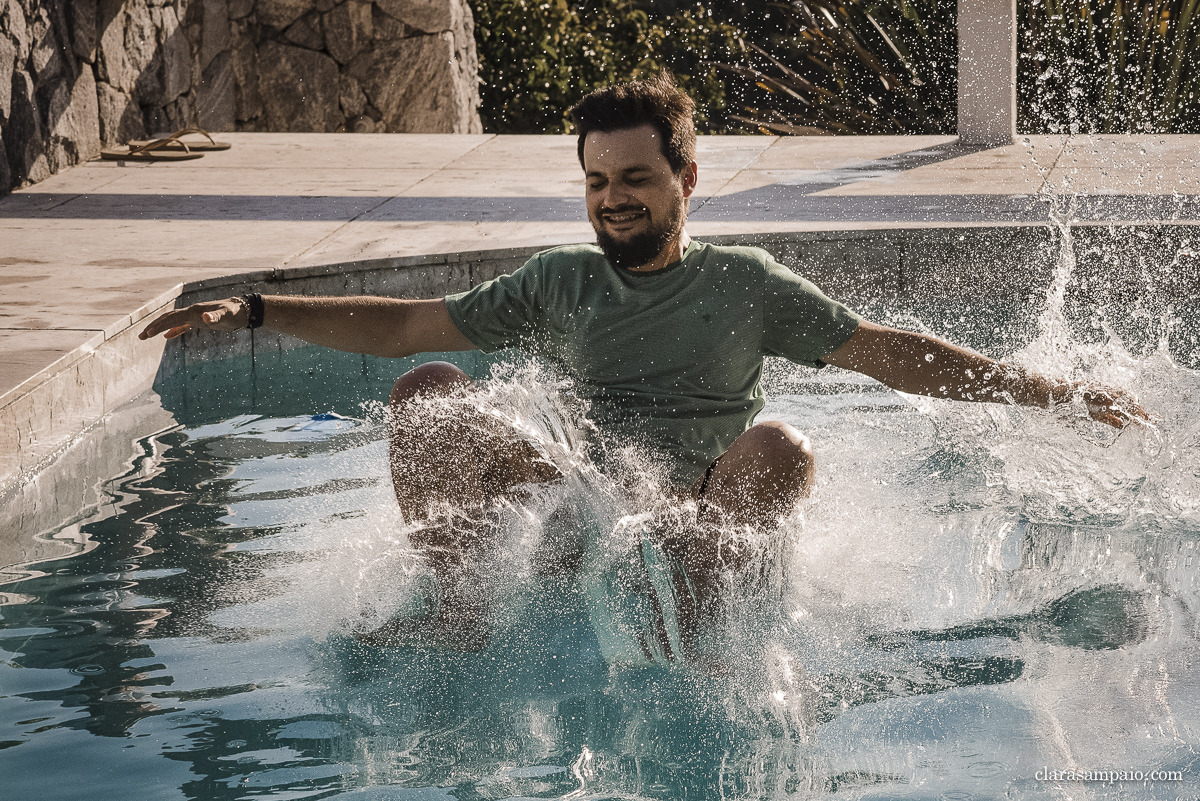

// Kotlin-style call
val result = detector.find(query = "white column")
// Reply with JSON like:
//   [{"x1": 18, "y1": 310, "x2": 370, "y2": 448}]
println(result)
[{"x1": 957, "y1": 0, "x2": 1018, "y2": 146}]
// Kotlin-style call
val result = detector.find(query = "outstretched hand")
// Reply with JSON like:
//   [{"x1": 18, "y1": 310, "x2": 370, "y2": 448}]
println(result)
[
  {"x1": 138, "y1": 297, "x2": 248, "y2": 340},
  {"x1": 1079, "y1": 385, "x2": 1150, "y2": 430}
]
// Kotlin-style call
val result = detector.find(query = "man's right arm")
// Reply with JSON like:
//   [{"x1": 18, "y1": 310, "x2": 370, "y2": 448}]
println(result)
[{"x1": 138, "y1": 295, "x2": 476, "y2": 358}]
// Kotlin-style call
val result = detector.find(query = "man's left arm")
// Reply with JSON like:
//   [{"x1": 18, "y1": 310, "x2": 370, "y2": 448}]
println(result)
[{"x1": 821, "y1": 320, "x2": 1149, "y2": 429}]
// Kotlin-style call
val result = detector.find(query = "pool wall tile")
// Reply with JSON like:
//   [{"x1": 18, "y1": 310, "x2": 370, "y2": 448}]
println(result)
[
  {"x1": 178, "y1": 325, "x2": 256, "y2": 364},
  {"x1": 468, "y1": 255, "x2": 536, "y2": 286},
  {"x1": 900, "y1": 227, "x2": 1057, "y2": 301},
  {"x1": 768, "y1": 236, "x2": 904, "y2": 311},
  {"x1": 361, "y1": 261, "x2": 474, "y2": 298},
  {"x1": 0, "y1": 318, "x2": 168, "y2": 498},
  {"x1": 0, "y1": 394, "x2": 176, "y2": 584}
]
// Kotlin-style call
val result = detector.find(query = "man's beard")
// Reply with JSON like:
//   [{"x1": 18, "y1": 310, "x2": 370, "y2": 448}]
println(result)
[{"x1": 594, "y1": 201, "x2": 686, "y2": 270}]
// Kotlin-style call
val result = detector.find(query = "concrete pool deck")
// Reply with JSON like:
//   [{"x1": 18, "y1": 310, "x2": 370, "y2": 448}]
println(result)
[{"x1": 2, "y1": 131, "x2": 1199, "y2": 500}]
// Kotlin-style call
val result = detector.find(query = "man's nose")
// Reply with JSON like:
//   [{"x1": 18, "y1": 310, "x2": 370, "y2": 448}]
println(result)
[{"x1": 601, "y1": 180, "x2": 632, "y2": 208}]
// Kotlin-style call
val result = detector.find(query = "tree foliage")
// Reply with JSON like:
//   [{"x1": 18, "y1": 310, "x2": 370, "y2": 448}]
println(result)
[
  {"x1": 715, "y1": 0, "x2": 957, "y2": 134},
  {"x1": 1020, "y1": 0, "x2": 1200, "y2": 133},
  {"x1": 470, "y1": 0, "x2": 1200, "y2": 137},
  {"x1": 719, "y1": 0, "x2": 1200, "y2": 134},
  {"x1": 468, "y1": 0, "x2": 746, "y2": 133}
]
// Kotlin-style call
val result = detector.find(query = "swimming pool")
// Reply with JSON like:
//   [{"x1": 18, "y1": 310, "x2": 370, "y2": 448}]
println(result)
[{"x1": 2, "y1": 225, "x2": 1199, "y2": 800}]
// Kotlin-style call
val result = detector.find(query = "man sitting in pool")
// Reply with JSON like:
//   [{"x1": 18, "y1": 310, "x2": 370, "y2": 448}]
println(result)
[{"x1": 140, "y1": 73, "x2": 1147, "y2": 656}]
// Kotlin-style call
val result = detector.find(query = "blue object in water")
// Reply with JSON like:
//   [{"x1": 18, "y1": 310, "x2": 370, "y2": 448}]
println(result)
[{"x1": 581, "y1": 517, "x2": 696, "y2": 667}]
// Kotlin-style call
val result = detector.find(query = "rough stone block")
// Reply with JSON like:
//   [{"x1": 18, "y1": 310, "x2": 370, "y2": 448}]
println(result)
[
  {"x1": 230, "y1": 20, "x2": 261, "y2": 122},
  {"x1": 158, "y1": 92, "x2": 196, "y2": 132},
  {"x1": 256, "y1": 0, "x2": 315, "y2": 30},
  {"x1": 349, "y1": 32, "x2": 478, "y2": 134},
  {"x1": 70, "y1": 0, "x2": 99, "y2": 62},
  {"x1": 106, "y1": 0, "x2": 158, "y2": 95},
  {"x1": 2, "y1": 70, "x2": 52, "y2": 186},
  {"x1": 370, "y1": 3, "x2": 406, "y2": 39},
  {"x1": 0, "y1": 139, "x2": 10, "y2": 190},
  {"x1": 196, "y1": 50, "x2": 235, "y2": 131},
  {"x1": 143, "y1": 92, "x2": 186, "y2": 134},
  {"x1": 283, "y1": 10, "x2": 324, "y2": 50},
  {"x1": 0, "y1": 37, "x2": 15, "y2": 123},
  {"x1": 228, "y1": 0, "x2": 254, "y2": 18},
  {"x1": 2, "y1": 0, "x2": 30, "y2": 64},
  {"x1": 337, "y1": 72, "x2": 366, "y2": 118},
  {"x1": 31, "y1": 7, "x2": 66, "y2": 83},
  {"x1": 258, "y1": 41, "x2": 340, "y2": 131},
  {"x1": 323, "y1": 0, "x2": 371, "y2": 64},
  {"x1": 199, "y1": 0, "x2": 230, "y2": 69},
  {"x1": 96, "y1": 0, "x2": 125, "y2": 87},
  {"x1": 49, "y1": 64, "x2": 101, "y2": 163},
  {"x1": 97, "y1": 80, "x2": 145, "y2": 143},
  {"x1": 375, "y1": 0, "x2": 455, "y2": 33},
  {"x1": 153, "y1": 4, "x2": 193, "y2": 104}
]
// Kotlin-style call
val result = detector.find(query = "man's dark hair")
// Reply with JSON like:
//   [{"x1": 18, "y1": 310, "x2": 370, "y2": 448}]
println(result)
[{"x1": 569, "y1": 71, "x2": 697, "y2": 174}]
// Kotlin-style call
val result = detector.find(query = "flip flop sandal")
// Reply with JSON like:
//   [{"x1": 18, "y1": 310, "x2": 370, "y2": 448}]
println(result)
[
  {"x1": 101, "y1": 137, "x2": 205, "y2": 162},
  {"x1": 128, "y1": 126, "x2": 232, "y2": 152}
]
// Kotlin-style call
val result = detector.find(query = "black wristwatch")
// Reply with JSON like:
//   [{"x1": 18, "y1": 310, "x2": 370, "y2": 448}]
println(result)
[{"x1": 241, "y1": 293, "x2": 265, "y2": 329}]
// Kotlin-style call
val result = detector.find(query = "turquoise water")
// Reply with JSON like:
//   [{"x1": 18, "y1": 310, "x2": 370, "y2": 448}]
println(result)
[{"x1": 3, "y1": 236, "x2": 1200, "y2": 799}]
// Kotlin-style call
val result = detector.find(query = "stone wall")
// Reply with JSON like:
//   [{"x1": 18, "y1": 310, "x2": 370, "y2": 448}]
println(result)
[{"x1": 0, "y1": 0, "x2": 482, "y2": 192}]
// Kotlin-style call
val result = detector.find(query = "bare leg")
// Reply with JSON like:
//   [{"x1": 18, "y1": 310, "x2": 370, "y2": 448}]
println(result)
[
  {"x1": 361, "y1": 361, "x2": 560, "y2": 646},
  {"x1": 670, "y1": 421, "x2": 814, "y2": 645},
  {"x1": 695, "y1": 420, "x2": 814, "y2": 532},
  {"x1": 388, "y1": 361, "x2": 559, "y2": 522}
]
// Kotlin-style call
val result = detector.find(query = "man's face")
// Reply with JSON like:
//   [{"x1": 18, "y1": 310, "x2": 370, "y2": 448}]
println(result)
[{"x1": 582, "y1": 124, "x2": 697, "y2": 271}]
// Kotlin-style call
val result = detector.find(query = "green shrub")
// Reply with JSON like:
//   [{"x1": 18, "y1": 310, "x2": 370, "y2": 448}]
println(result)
[
  {"x1": 472, "y1": 0, "x2": 1200, "y2": 137},
  {"x1": 714, "y1": 0, "x2": 957, "y2": 135},
  {"x1": 1019, "y1": 0, "x2": 1200, "y2": 133},
  {"x1": 717, "y1": 0, "x2": 1200, "y2": 135},
  {"x1": 468, "y1": 0, "x2": 746, "y2": 133}
]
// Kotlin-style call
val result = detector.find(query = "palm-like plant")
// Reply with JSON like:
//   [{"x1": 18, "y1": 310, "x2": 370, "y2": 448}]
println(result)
[
  {"x1": 1020, "y1": 0, "x2": 1200, "y2": 132},
  {"x1": 720, "y1": 0, "x2": 1200, "y2": 134},
  {"x1": 716, "y1": 0, "x2": 957, "y2": 134}
]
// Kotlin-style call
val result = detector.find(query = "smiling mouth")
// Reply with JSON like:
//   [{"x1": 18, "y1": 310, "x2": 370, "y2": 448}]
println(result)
[{"x1": 600, "y1": 208, "x2": 647, "y2": 228}]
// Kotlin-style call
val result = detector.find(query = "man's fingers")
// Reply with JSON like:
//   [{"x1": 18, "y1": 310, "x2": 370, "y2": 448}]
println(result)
[
  {"x1": 1099, "y1": 411, "x2": 1126, "y2": 429},
  {"x1": 1085, "y1": 391, "x2": 1153, "y2": 430},
  {"x1": 139, "y1": 298, "x2": 247, "y2": 340},
  {"x1": 139, "y1": 309, "x2": 195, "y2": 340}
]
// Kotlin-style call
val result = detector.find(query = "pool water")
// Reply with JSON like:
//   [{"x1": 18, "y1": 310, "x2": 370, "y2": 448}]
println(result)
[{"x1": 3, "y1": 231, "x2": 1200, "y2": 800}]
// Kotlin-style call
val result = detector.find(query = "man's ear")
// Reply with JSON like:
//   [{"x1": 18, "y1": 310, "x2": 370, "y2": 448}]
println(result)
[{"x1": 680, "y1": 161, "x2": 698, "y2": 197}]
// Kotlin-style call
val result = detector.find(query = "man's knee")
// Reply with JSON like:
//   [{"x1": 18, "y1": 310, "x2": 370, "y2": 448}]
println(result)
[
  {"x1": 740, "y1": 421, "x2": 813, "y2": 468},
  {"x1": 701, "y1": 421, "x2": 814, "y2": 505},
  {"x1": 391, "y1": 361, "x2": 472, "y2": 405}
]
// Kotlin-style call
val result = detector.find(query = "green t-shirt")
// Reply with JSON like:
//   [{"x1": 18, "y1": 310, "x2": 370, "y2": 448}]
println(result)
[{"x1": 444, "y1": 240, "x2": 861, "y2": 486}]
